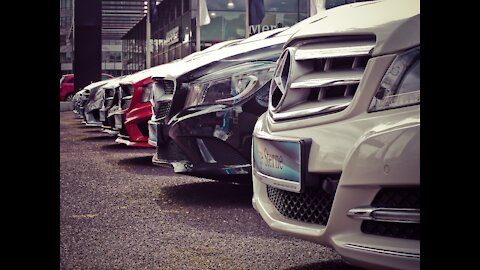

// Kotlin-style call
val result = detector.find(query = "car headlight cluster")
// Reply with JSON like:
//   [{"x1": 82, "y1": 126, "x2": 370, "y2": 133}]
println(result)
[
  {"x1": 368, "y1": 47, "x2": 420, "y2": 112},
  {"x1": 184, "y1": 61, "x2": 276, "y2": 108}
]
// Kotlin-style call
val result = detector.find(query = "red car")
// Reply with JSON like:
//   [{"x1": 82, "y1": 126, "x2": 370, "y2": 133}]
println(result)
[
  {"x1": 60, "y1": 73, "x2": 113, "y2": 101},
  {"x1": 114, "y1": 68, "x2": 159, "y2": 148}
]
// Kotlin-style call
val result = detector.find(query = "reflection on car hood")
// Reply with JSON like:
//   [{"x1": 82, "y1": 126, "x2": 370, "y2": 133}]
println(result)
[
  {"x1": 83, "y1": 80, "x2": 108, "y2": 91},
  {"x1": 288, "y1": 0, "x2": 420, "y2": 56},
  {"x1": 158, "y1": 10, "x2": 335, "y2": 79},
  {"x1": 101, "y1": 75, "x2": 126, "y2": 89},
  {"x1": 118, "y1": 61, "x2": 180, "y2": 85}
]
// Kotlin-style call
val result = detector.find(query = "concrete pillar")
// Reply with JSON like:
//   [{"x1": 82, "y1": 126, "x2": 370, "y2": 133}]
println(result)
[{"x1": 73, "y1": 0, "x2": 102, "y2": 91}]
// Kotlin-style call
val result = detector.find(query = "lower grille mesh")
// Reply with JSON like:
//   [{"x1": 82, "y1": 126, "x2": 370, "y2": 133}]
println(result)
[
  {"x1": 362, "y1": 187, "x2": 420, "y2": 240},
  {"x1": 361, "y1": 221, "x2": 420, "y2": 240},
  {"x1": 267, "y1": 185, "x2": 335, "y2": 226},
  {"x1": 371, "y1": 187, "x2": 420, "y2": 208}
]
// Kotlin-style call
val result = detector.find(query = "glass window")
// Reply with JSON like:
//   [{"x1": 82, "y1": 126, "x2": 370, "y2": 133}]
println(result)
[
  {"x1": 204, "y1": 0, "x2": 246, "y2": 11},
  {"x1": 201, "y1": 11, "x2": 246, "y2": 42},
  {"x1": 248, "y1": 0, "x2": 309, "y2": 34}
]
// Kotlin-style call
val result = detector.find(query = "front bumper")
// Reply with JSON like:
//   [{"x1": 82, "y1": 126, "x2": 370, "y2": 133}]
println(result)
[
  {"x1": 78, "y1": 107, "x2": 86, "y2": 119},
  {"x1": 84, "y1": 110, "x2": 102, "y2": 126},
  {"x1": 252, "y1": 107, "x2": 420, "y2": 270},
  {"x1": 168, "y1": 104, "x2": 257, "y2": 178},
  {"x1": 148, "y1": 119, "x2": 172, "y2": 147},
  {"x1": 120, "y1": 103, "x2": 153, "y2": 147}
]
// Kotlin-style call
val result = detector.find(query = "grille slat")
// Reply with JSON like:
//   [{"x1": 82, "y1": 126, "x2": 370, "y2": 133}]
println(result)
[
  {"x1": 153, "y1": 100, "x2": 172, "y2": 119},
  {"x1": 267, "y1": 185, "x2": 335, "y2": 226},
  {"x1": 270, "y1": 36, "x2": 374, "y2": 121}
]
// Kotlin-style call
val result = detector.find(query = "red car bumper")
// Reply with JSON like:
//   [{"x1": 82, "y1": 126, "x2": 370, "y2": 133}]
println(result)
[{"x1": 115, "y1": 102, "x2": 154, "y2": 148}]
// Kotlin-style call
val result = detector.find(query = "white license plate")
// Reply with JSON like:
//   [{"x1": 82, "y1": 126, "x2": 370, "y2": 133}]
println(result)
[
  {"x1": 253, "y1": 134, "x2": 309, "y2": 193},
  {"x1": 148, "y1": 121, "x2": 158, "y2": 146}
]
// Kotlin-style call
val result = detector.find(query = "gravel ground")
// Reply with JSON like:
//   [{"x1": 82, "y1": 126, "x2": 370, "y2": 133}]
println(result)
[{"x1": 60, "y1": 111, "x2": 363, "y2": 270}]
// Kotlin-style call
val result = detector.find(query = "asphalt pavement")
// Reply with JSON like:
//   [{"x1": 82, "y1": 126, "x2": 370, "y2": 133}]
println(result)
[{"x1": 60, "y1": 111, "x2": 362, "y2": 270}]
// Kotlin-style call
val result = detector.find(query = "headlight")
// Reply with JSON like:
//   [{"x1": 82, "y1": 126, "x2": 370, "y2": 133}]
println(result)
[
  {"x1": 184, "y1": 61, "x2": 275, "y2": 108},
  {"x1": 368, "y1": 47, "x2": 420, "y2": 112},
  {"x1": 141, "y1": 82, "x2": 153, "y2": 103}
]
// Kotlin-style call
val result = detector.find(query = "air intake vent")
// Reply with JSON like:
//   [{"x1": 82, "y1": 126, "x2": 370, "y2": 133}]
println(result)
[
  {"x1": 269, "y1": 36, "x2": 375, "y2": 121},
  {"x1": 267, "y1": 185, "x2": 335, "y2": 226}
]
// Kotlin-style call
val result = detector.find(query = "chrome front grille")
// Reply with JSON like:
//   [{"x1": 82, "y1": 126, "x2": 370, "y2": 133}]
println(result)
[
  {"x1": 103, "y1": 87, "x2": 116, "y2": 109},
  {"x1": 151, "y1": 79, "x2": 175, "y2": 120},
  {"x1": 121, "y1": 98, "x2": 132, "y2": 110},
  {"x1": 269, "y1": 36, "x2": 375, "y2": 121},
  {"x1": 120, "y1": 85, "x2": 133, "y2": 110},
  {"x1": 153, "y1": 100, "x2": 172, "y2": 119},
  {"x1": 267, "y1": 185, "x2": 335, "y2": 226},
  {"x1": 163, "y1": 80, "x2": 175, "y2": 95}
]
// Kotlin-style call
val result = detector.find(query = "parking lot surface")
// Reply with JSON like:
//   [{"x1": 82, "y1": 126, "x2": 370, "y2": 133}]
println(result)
[{"x1": 60, "y1": 111, "x2": 361, "y2": 270}]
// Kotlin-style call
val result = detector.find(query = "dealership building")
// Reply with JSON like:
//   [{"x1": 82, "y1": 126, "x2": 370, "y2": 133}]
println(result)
[
  {"x1": 123, "y1": 0, "x2": 311, "y2": 74},
  {"x1": 61, "y1": 0, "x2": 348, "y2": 79}
]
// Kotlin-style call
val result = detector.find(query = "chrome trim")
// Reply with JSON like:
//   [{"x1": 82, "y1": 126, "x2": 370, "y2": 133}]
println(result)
[
  {"x1": 270, "y1": 101, "x2": 351, "y2": 121},
  {"x1": 344, "y1": 244, "x2": 420, "y2": 259},
  {"x1": 291, "y1": 79, "x2": 360, "y2": 89},
  {"x1": 295, "y1": 42, "x2": 374, "y2": 60},
  {"x1": 196, "y1": 138, "x2": 216, "y2": 163},
  {"x1": 290, "y1": 70, "x2": 363, "y2": 89},
  {"x1": 270, "y1": 48, "x2": 294, "y2": 112},
  {"x1": 347, "y1": 207, "x2": 420, "y2": 223}
]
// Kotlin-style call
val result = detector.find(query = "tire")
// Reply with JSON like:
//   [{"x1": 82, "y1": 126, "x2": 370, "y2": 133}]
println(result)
[{"x1": 64, "y1": 93, "x2": 74, "y2": 102}]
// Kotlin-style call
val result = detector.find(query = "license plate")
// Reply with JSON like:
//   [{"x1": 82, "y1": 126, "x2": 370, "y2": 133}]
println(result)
[
  {"x1": 253, "y1": 134, "x2": 309, "y2": 193},
  {"x1": 148, "y1": 120, "x2": 158, "y2": 146}
]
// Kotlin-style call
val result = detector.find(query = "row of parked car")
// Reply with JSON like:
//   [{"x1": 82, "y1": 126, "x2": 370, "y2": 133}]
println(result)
[{"x1": 70, "y1": 1, "x2": 420, "y2": 269}]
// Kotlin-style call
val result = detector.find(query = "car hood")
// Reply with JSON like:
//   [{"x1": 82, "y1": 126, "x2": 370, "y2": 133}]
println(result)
[
  {"x1": 288, "y1": 0, "x2": 420, "y2": 56},
  {"x1": 118, "y1": 62, "x2": 180, "y2": 85},
  {"x1": 101, "y1": 75, "x2": 126, "y2": 89},
  {"x1": 83, "y1": 80, "x2": 109, "y2": 91}
]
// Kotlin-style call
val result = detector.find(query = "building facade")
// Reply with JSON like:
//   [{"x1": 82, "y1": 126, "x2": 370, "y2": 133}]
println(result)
[
  {"x1": 122, "y1": 0, "x2": 310, "y2": 74},
  {"x1": 60, "y1": 0, "x2": 123, "y2": 77}
]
